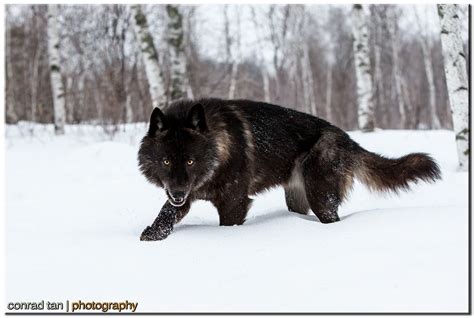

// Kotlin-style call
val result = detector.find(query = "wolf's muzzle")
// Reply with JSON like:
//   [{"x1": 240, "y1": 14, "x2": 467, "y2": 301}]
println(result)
[{"x1": 167, "y1": 190, "x2": 187, "y2": 207}]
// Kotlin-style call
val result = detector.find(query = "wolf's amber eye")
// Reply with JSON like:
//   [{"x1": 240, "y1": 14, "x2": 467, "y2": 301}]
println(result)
[
  {"x1": 187, "y1": 159, "x2": 194, "y2": 166},
  {"x1": 163, "y1": 159, "x2": 170, "y2": 166}
]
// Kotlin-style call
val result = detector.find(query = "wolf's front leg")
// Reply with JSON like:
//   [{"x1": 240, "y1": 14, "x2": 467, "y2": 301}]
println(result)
[
  {"x1": 140, "y1": 201, "x2": 190, "y2": 241},
  {"x1": 213, "y1": 194, "x2": 252, "y2": 226}
]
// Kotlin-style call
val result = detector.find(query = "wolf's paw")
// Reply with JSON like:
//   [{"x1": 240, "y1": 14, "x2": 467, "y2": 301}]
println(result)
[{"x1": 140, "y1": 224, "x2": 172, "y2": 241}]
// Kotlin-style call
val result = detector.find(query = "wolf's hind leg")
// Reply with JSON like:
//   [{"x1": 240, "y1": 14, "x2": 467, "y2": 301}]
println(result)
[
  {"x1": 301, "y1": 136, "x2": 354, "y2": 224},
  {"x1": 284, "y1": 164, "x2": 310, "y2": 215},
  {"x1": 284, "y1": 187, "x2": 310, "y2": 215}
]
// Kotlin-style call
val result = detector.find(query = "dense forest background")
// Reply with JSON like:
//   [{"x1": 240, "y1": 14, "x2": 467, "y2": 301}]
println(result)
[{"x1": 4, "y1": 4, "x2": 469, "y2": 132}]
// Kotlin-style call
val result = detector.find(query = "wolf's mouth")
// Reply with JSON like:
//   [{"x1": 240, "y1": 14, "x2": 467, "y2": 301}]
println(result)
[
  {"x1": 169, "y1": 197, "x2": 186, "y2": 207},
  {"x1": 166, "y1": 190, "x2": 187, "y2": 207}
]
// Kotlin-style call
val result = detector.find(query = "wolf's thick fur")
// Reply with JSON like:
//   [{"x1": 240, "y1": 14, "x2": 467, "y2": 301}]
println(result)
[{"x1": 138, "y1": 98, "x2": 441, "y2": 241}]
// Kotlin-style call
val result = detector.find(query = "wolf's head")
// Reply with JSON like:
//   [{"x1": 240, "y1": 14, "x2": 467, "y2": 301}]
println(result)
[{"x1": 138, "y1": 103, "x2": 219, "y2": 207}]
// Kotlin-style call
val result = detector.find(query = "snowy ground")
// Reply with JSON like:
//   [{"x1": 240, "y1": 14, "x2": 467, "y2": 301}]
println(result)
[{"x1": 6, "y1": 123, "x2": 469, "y2": 313}]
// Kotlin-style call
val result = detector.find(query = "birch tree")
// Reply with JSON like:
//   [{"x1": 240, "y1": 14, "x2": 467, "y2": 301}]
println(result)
[
  {"x1": 225, "y1": 5, "x2": 241, "y2": 99},
  {"x1": 131, "y1": 4, "x2": 166, "y2": 109},
  {"x1": 30, "y1": 6, "x2": 41, "y2": 124},
  {"x1": 387, "y1": 7, "x2": 406, "y2": 128},
  {"x1": 166, "y1": 5, "x2": 188, "y2": 102},
  {"x1": 251, "y1": 6, "x2": 270, "y2": 103},
  {"x1": 415, "y1": 7, "x2": 441, "y2": 129},
  {"x1": 298, "y1": 6, "x2": 316, "y2": 115},
  {"x1": 268, "y1": 5, "x2": 291, "y2": 104},
  {"x1": 325, "y1": 52, "x2": 334, "y2": 122},
  {"x1": 125, "y1": 56, "x2": 137, "y2": 123},
  {"x1": 301, "y1": 41, "x2": 317, "y2": 115},
  {"x1": 47, "y1": 4, "x2": 66, "y2": 135},
  {"x1": 5, "y1": 4, "x2": 464, "y2": 130},
  {"x1": 5, "y1": 11, "x2": 18, "y2": 124},
  {"x1": 120, "y1": 6, "x2": 134, "y2": 124},
  {"x1": 438, "y1": 4, "x2": 469, "y2": 171},
  {"x1": 351, "y1": 4, "x2": 375, "y2": 132},
  {"x1": 183, "y1": 8, "x2": 195, "y2": 99},
  {"x1": 371, "y1": 5, "x2": 386, "y2": 127}
]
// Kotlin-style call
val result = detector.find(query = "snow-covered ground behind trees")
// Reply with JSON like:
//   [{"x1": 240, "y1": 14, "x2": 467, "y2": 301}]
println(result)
[{"x1": 6, "y1": 124, "x2": 469, "y2": 313}]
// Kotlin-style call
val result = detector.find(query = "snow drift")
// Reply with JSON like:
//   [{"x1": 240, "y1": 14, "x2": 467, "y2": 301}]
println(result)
[{"x1": 6, "y1": 124, "x2": 468, "y2": 313}]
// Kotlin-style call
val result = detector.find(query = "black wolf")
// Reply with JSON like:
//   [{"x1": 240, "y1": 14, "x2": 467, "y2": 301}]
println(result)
[{"x1": 138, "y1": 98, "x2": 441, "y2": 241}]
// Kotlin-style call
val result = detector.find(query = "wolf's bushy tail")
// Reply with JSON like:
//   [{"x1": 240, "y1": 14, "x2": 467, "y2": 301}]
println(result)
[{"x1": 354, "y1": 148, "x2": 441, "y2": 193}]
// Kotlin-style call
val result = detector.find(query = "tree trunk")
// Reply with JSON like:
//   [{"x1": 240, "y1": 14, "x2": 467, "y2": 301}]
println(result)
[
  {"x1": 301, "y1": 42, "x2": 316, "y2": 115},
  {"x1": 262, "y1": 73, "x2": 270, "y2": 103},
  {"x1": 77, "y1": 54, "x2": 90, "y2": 124},
  {"x1": 414, "y1": 16, "x2": 441, "y2": 129},
  {"x1": 47, "y1": 4, "x2": 66, "y2": 135},
  {"x1": 372, "y1": 6, "x2": 386, "y2": 127},
  {"x1": 420, "y1": 40, "x2": 440, "y2": 129},
  {"x1": 30, "y1": 40, "x2": 40, "y2": 123},
  {"x1": 297, "y1": 6, "x2": 316, "y2": 115},
  {"x1": 131, "y1": 4, "x2": 166, "y2": 109},
  {"x1": 414, "y1": 6, "x2": 441, "y2": 129},
  {"x1": 183, "y1": 10, "x2": 194, "y2": 99},
  {"x1": 125, "y1": 58, "x2": 136, "y2": 123},
  {"x1": 325, "y1": 63, "x2": 333, "y2": 122},
  {"x1": 227, "y1": 6, "x2": 241, "y2": 100},
  {"x1": 387, "y1": 7, "x2": 405, "y2": 129},
  {"x1": 438, "y1": 4, "x2": 469, "y2": 171},
  {"x1": 125, "y1": 94, "x2": 133, "y2": 123},
  {"x1": 251, "y1": 6, "x2": 271, "y2": 103},
  {"x1": 66, "y1": 77, "x2": 75, "y2": 123},
  {"x1": 228, "y1": 58, "x2": 239, "y2": 100},
  {"x1": 5, "y1": 24, "x2": 18, "y2": 124},
  {"x1": 351, "y1": 4, "x2": 375, "y2": 132},
  {"x1": 166, "y1": 5, "x2": 188, "y2": 102}
]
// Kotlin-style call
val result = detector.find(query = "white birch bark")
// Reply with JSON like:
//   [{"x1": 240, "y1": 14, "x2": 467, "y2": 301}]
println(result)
[
  {"x1": 372, "y1": 6, "x2": 386, "y2": 127},
  {"x1": 324, "y1": 34, "x2": 334, "y2": 122},
  {"x1": 227, "y1": 6, "x2": 241, "y2": 100},
  {"x1": 47, "y1": 4, "x2": 66, "y2": 135},
  {"x1": 438, "y1": 4, "x2": 469, "y2": 171},
  {"x1": 387, "y1": 7, "x2": 405, "y2": 128},
  {"x1": 228, "y1": 58, "x2": 239, "y2": 100},
  {"x1": 131, "y1": 4, "x2": 166, "y2": 109},
  {"x1": 325, "y1": 63, "x2": 333, "y2": 122},
  {"x1": 301, "y1": 42, "x2": 317, "y2": 115},
  {"x1": 183, "y1": 11, "x2": 194, "y2": 100},
  {"x1": 166, "y1": 5, "x2": 188, "y2": 102},
  {"x1": 351, "y1": 4, "x2": 375, "y2": 132},
  {"x1": 251, "y1": 7, "x2": 270, "y2": 103}
]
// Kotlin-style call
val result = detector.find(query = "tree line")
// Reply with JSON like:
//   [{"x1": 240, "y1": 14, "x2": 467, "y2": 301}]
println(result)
[{"x1": 4, "y1": 4, "x2": 469, "y2": 169}]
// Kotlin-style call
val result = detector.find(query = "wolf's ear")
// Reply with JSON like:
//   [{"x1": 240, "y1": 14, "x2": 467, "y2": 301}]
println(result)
[
  {"x1": 148, "y1": 107, "x2": 167, "y2": 136},
  {"x1": 186, "y1": 103, "x2": 207, "y2": 132}
]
